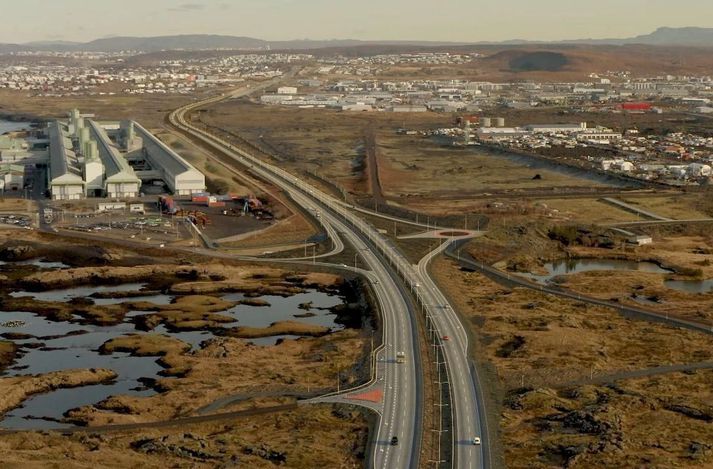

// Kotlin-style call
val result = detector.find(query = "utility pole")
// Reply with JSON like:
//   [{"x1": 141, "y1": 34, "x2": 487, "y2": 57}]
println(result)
[{"x1": 432, "y1": 342, "x2": 447, "y2": 469}]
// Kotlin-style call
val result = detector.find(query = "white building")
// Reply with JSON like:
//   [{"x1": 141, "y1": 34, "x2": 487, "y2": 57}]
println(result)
[
  {"x1": 277, "y1": 86, "x2": 297, "y2": 95},
  {"x1": 83, "y1": 140, "x2": 104, "y2": 197},
  {"x1": 48, "y1": 122, "x2": 84, "y2": 200},
  {"x1": 88, "y1": 120, "x2": 141, "y2": 198},
  {"x1": 0, "y1": 164, "x2": 24, "y2": 191},
  {"x1": 601, "y1": 159, "x2": 634, "y2": 172},
  {"x1": 390, "y1": 105, "x2": 428, "y2": 113},
  {"x1": 133, "y1": 122, "x2": 206, "y2": 196},
  {"x1": 576, "y1": 129, "x2": 623, "y2": 144},
  {"x1": 524, "y1": 123, "x2": 588, "y2": 133},
  {"x1": 47, "y1": 110, "x2": 206, "y2": 200}
]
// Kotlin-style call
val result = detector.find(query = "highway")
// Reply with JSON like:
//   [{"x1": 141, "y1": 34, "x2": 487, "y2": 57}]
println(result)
[
  {"x1": 170, "y1": 86, "x2": 423, "y2": 469},
  {"x1": 168, "y1": 83, "x2": 489, "y2": 468},
  {"x1": 417, "y1": 242, "x2": 487, "y2": 468}
]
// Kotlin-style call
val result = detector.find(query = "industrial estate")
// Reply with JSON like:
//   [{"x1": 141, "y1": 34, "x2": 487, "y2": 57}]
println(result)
[
  {"x1": 45, "y1": 109, "x2": 205, "y2": 200},
  {"x1": 2, "y1": 17, "x2": 713, "y2": 469}
]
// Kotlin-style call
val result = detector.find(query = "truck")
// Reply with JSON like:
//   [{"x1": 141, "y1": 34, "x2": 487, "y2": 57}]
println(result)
[
  {"x1": 42, "y1": 208, "x2": 53, "y2": 224},
  {"x1": 396, "y1": 352, "x2": 406, "y2": 364},
  {"x1": 158, "y1": 196, "x2": 178, "y2": 215}
]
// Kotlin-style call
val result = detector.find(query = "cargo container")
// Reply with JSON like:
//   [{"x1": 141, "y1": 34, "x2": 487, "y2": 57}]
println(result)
[{"x1": 621, "y1": 102, "x2": 652, "y2": 111}]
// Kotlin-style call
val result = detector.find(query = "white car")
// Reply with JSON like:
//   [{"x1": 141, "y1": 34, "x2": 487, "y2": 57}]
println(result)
[{"x1": 473, "y1": 437, "x2": 481, "y2": 445}]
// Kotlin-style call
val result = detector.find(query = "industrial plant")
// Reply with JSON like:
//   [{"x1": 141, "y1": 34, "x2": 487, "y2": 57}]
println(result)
[{"x1": 47, "y1": 109, "x2": 205, "y2": 200}]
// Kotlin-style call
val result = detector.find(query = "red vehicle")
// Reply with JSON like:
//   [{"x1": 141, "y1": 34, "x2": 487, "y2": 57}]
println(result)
[{"x1": 442, "y1": 336, "x2": 450, "y2": 341}]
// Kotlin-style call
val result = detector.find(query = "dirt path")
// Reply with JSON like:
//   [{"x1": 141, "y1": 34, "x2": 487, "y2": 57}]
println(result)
[
  {"x1": 551, "y1": 361, "x2": 713, "y2": 390},
  {"x1": 0, "y1": 403, "x2": 298, "y2": 436},
  {"x1": 364, "y1": 127, "x2": 386, "y2": 205},
  {"x1": 446, "y1": 240, "x2": 713, "y2": 335}
]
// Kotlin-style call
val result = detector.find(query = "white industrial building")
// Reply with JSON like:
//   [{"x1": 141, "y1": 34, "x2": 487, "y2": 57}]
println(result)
[
  {"x1": 524, "y1": 123, "x2": 588, "y2": 134},
  {"x1": 132, "y1": 122, "x2": 205, "y2": 196},
  {"x1": 601, "y1": 159, "x2": 635, "y2": 172},
  {"x1": 48, "y1": 121, "x2": 85, "y2": 200},
  {"x1": 0, "y1": 164, "x2": 24, "y2": 191},
  {"x1": 576, "y1": 129, "x2": 623, "y2": 144},
  {"x1": 87, "y1": 119, "x2": 141, "y2": 198},
  {"x1": 47, "y1": 109, "x2": 205, "y2": 200}
]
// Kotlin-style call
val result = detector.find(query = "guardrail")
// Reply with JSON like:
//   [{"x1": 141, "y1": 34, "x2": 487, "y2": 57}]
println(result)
[{"x1": 171, "y1": 96, "x2": 464, "y2": 468}]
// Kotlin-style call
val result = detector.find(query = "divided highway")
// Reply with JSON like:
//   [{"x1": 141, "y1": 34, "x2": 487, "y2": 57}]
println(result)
[{"x1": 169, "y1": 84, "x2": 487, "y2": 468}]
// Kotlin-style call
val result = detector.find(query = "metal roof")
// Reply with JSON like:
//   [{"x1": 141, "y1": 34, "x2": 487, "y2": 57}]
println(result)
[
  {"x1": 132, "y1": 121, "x2": 198, "y2": 177},
  {"x1": 88, "y1": 120, "x2": 141, "y2": 184},
  {"x1": 48, "y1": 122, "x2": 83, "y2": 184}
]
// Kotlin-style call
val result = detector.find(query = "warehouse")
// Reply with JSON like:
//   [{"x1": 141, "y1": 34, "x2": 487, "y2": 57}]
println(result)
[
  {"x1": 132, "y1": 122, "x2": 206, "y2": 196},
  {"x1": 0, "y1": 164, "x2": 25, "y2": 191},
  {"x1": 48, "y1": 121, "x2": 84, "y2": 200},
  {"x1": 46, "y1": 109, "x2": 205, "y2": 200},
  {"x1": 88, "y1": 120, "x2": 141, "y2": 198},
  {"x1": 524, "y1": 123, "x2": 588, "y2": 134}
]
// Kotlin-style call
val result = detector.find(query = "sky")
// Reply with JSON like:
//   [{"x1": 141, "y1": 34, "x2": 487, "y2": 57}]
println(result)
[{"x1": 0, "y1": 0, "x2": 712, "y2": 44}]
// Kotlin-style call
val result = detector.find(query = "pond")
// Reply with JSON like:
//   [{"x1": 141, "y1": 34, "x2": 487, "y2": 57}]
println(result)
[
  {"x1": 10, "y1": 283, "x2": 174, "y2": 305},
  {"x1": 0, "y1": 283, "x2": 351, "y2": 430},
  {"x1": 0, "y1": 259, "x2": 71, "y2": 270},
  {"x1": 521, "y1": 258, "x2": 673, "y2": 284},
  {"x1": 0, "y1": 310, "x2": 162, "y2": 430},
  {"x1": 664, "y1": 279, "x2": 713, "y2": 294}
]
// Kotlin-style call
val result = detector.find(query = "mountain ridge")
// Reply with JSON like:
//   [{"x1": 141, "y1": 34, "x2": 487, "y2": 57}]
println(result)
[{"x1": 2, "y1": 27, "x2": 713, "y2": 54}]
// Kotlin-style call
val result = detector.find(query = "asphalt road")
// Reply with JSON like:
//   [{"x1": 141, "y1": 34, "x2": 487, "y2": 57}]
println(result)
[
  {"x1": 170, "y1": 90, "x2": 424, "y2": 469},
  {"x1": 446, "y1": 240, "x2": 713, "y2": 337},
  {"x1": 416, "y1": 242, "x2": 487, "y2": 468}
]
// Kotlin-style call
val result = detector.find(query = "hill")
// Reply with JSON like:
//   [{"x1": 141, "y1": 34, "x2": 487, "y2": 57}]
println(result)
[{"x1": 2, "y1": 27, "x2": 713, "y2": 55}]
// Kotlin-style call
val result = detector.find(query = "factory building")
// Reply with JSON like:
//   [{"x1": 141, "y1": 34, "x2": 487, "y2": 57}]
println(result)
[
  {"x1": 524, "y1": 123, "x2": 588, "y2": 134},
  {"x1": 132, "y1": 122, "x2": 206, "y2": 196},
  {"x1": 48, "y1": 121, "x2": 84, "y2": 200},
  {"x1": 46, "y1": 109, "x2": 205, "y2": 200},
  {"x1": 87, "y1": 120, "x2": 141, "y2": 198},
  {"x1": 0, "y1": 164, "x2": 25, "y2": 191}
]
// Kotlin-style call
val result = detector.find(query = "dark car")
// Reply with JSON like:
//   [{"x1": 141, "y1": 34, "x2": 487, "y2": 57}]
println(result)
[{"x1": 390, "y1": 436, "x2": 399, "y2": 446}]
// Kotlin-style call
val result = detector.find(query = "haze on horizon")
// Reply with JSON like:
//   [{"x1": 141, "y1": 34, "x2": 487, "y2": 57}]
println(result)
[{"x1": 1, "y1": 0, "x2": 712, "y2": 44}]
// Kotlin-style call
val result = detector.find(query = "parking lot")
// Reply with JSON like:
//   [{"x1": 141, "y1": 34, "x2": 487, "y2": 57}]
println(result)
[
  {"x1": 58, "y1": 212, "x2": 187, "y2": 244},
  {"x1": 0, "y1": 214, "x2": 32, "y2": 230}
]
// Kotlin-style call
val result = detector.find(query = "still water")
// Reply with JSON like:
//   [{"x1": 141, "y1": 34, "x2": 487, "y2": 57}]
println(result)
[
  {"x1": 522, "y1": 258, "x2": 673, "y2": 284},
  {"x1": 0, "y1": 283, "x2": 349, "y2": 429}
]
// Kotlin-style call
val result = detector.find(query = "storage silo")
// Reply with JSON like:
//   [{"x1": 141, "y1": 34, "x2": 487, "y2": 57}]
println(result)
[
  {"x1": 495, "y1": 117, "x2": 505, "y2": 127},
  {"x1": 120, "y1": 120, "x2": 136, "y2": 150},
  {"x1": 78, "y1": 127, "x2": 90, "y2": 154},
  {"x1": 481, "y1": 117, "x2": 492, "y2": 128}
]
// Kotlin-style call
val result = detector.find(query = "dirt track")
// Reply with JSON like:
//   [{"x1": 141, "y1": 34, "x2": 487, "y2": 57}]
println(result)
[{"x1": 0, "y1": 403, "x2": 298, "y2": 436}]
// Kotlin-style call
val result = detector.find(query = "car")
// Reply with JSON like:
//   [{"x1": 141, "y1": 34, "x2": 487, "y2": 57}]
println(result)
[
  {"x1": 442, "y1": 336, "x2": 450, "y2": 341},
  {"x1": 390, "y1": 436, "x2": 399, "y2": 446},
  {"x1": 473, "y1": 437, "x2": 481, "y2": 445}
]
